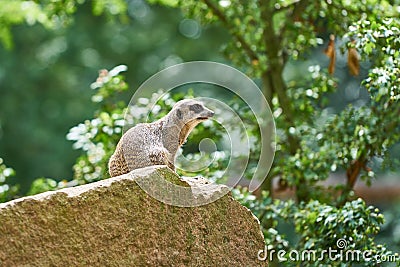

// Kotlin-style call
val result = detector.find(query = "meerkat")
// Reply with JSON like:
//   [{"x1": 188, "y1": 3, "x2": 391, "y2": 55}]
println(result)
[{"x1": 108, "y1": 99, "x2": 214, "y2": 177}]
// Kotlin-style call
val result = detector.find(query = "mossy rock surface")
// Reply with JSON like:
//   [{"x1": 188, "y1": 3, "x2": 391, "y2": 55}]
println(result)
[{"x1": 0, "y1": 166, "x2": 266, "y2": 266}]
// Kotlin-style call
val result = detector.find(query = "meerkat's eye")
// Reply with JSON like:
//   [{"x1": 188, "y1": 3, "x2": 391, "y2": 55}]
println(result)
[{"x1": 189, "y1": 104, "x2": 203, "y2": 113}]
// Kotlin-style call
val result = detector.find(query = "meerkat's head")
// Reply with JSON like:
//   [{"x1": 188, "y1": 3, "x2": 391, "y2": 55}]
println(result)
[
  {"x1": 166, "y1": 99, "x2": 214, "y2": 146},
  {"x1": 172, "y1": 99, "x2": 214, "y2": 124}
]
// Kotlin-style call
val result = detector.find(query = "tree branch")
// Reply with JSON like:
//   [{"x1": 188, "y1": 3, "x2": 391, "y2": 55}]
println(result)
[
  {"x1": 346, "y1": 158, "x2": 366, "y2": 189},
  {"x1": 202, "y1": 0, "x2": 259, "y2": 62},
  {"x1": 259, "y1": 2, "x2": 298, "y2": 151},
  {"x1": 290, "y1": 0, "x2": 310, "y2": 21},
  {"x1": 276, "y1": 0, "x2": 310, "y2": 40},
  {"x1": 336, "y1": 156, "x2": 367, "y2": 206}
]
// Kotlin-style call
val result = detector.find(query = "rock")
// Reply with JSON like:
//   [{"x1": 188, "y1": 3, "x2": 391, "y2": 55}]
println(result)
[{"x1": 0, "y1": 166, "x2": 266, "y2": 266}]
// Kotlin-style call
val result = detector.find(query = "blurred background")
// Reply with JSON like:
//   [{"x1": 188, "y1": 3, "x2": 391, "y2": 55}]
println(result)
[{"x1": 0, "y1": 0, "x2": 399, "y2": 254}]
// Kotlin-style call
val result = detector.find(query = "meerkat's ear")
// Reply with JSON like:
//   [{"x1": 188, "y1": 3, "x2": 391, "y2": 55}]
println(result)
[{"x1": 176, "y1": 109, "x2": 183, "y2": 119}]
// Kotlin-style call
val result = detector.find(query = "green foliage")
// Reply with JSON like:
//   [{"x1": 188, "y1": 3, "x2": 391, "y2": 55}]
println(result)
[
  {"x1": 0, "y1": 0, "x2": 52, "y2": 49},
  {"x1": 287, "y1": 199, "x2": 390, "y2": 266},
  {"x1": 0, "y1": 0, "x2": 128, "y2": 49},
  {"x1": 147, "y1": 0, "x2": 178, "y2": 7},
  {"x1": 26, "y1": 65, "x2": 129, "y2": 192},
  {"x1": 273, "y1": 66, "x2": 339, "y2": 200},
  {"x1": 27, "y1": 177, "x2": 58, "y2": 196},
  {"x1": 66, "y1": 65, "x2": 128, "y2": 184},
  {"x1": 176, "y1": 0, "x2": 397, "y2": 76},
  {"x1": 92, "y1": 0, "x2": 128, "y2": 17},
  {"x1": 235, "y1": 187, "x2": 398, "y2": 266},
  {"x1": 0, "y1": 158, "x2": 19, "y2": 202}
]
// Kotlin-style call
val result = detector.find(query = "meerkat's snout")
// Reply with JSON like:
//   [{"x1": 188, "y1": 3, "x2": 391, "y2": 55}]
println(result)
[
  {"x1": 197, "y1": 107, "x2": 214, "y2": 121},
  {"x1": 191, "y1": 102, "x2": 214, "y2": 120}
]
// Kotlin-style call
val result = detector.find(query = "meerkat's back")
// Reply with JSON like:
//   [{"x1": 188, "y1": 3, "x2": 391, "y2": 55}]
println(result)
[{"x1": 109, "y1": 122, "x2": 168, "y2": 176}]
